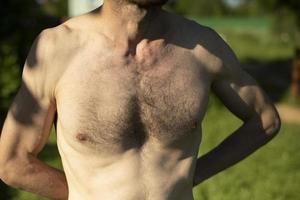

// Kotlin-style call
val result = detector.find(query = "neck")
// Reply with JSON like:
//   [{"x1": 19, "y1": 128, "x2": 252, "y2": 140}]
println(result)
[{"x1": 99, "y1": 0, "x2": 165, "y2": 47}]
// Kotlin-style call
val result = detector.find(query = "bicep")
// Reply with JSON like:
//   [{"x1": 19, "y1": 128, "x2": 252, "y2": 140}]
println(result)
[
  {"x1": 0, "y1": 81, "x2": 56, "y2": 161},
  {"x1": 0, "y1": 31, "x2": 56, "y2": 161}
]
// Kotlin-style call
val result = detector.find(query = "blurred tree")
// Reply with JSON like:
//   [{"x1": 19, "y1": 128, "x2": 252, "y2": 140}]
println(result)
[
  {"x1": 253, "y1": 0, "x2": 300, "y2": 100},
  {"x1": 254, "y1": 0, "x2": 300, "y2": 47},
  {"x1": 226, "y1": 0, "x2": 261, "y2": 16}
]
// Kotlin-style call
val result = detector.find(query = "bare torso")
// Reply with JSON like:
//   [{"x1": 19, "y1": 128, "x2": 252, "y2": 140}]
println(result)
[
  {"x1": 0, "y1": 0, "x2": 280, "y2": 200},
  {"x1": 52, "y1": 9, "x2": 216, "y2": 200},
  {"x1": 0, "y1": 3, "x2": 281, "y2": 200}
]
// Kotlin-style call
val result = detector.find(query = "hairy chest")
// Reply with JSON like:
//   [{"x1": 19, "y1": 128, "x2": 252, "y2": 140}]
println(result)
[{"x1": 56, "y1": 46, "x2": 211, "y2": 152}]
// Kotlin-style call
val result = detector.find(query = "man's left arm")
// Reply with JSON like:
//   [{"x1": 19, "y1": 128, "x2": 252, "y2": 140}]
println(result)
[{"x1": 193, "y1": 31, "x2": 281, "y2": 186}]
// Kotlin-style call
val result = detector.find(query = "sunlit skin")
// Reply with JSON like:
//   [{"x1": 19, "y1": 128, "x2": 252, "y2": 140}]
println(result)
[{"x1": 0, "y1": 0, "x2": 280, "y2": 199}]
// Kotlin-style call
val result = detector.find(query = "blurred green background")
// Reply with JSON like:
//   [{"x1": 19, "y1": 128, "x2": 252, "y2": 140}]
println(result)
[{"x1": 0, "y1": 0, "x2": 300, "y2": 199}]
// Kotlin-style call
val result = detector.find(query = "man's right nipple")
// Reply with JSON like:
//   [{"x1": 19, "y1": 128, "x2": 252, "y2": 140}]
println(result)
[{"x1": 76, "y1": 133, "x2": 89, "y2": 142}]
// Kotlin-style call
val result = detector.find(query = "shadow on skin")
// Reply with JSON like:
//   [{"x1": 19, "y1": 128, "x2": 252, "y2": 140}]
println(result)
[
  {"x1": 0, "y1": 4, "x2": 285, "y2": 198},
  {"x1": 91, "y1": 5, "x2": 219, "y2": 50},
  {"x1": 10, "y1": 80, "x2": 41, "y2": 125},
  {"x1": 3, "y1": 25, "x2": 43, "y2": 124},
  {"x1": 0, "y1": 83, "x2": 42, "y2": 200},
  {"x1": 0, "y1": 4, "x2": 62, "y2": 198},
  {"x1": 25, "y1": 32, "x2": 42, "y2": 69},
  {"x1": 93, "y1": 5, "x2": 291, "y2": 103},
  {"x1": 241, "y1": 59, "x2": 292, "y2": 102},
  {"x1": 0, "y1": 83, "x2": 60, "y2": 198},
  {"x1": 121, "y1": 96, "x2": 148, "y2": 150}
]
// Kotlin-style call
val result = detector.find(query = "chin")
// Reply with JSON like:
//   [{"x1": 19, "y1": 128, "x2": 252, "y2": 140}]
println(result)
[{"x1": 128, "y1": 0, "x2": 169, "y2": 7}]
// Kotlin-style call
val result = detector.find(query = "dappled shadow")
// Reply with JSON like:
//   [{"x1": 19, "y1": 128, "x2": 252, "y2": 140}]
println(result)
[
  {"x1": 94, "y1": 6, "x2": 291, "y2": 104},
  {"x1": 241, "y1": 58, "x2": 292, "y2": 102},
  {"x1": 0, "y1": 0, "x2": 62, "y2": 126},
  {"x1": 0, "y1": 5, "x2": 293, "y2": 198},
  {"x1": 25, "y1": 35, "x2": 41, "y2": 68},
  {"x1": 92, "y1": 5, "x2": 227, "y2": 50},
  {"x1": 0, "y1": 1, "x2": 62, "y2": 198},
  {"x1": 10, "y1": 80, "x2": 41, "y2": 125},
  {"x1": 0, "y1": 81, "x2": 59, "y2": 198}
]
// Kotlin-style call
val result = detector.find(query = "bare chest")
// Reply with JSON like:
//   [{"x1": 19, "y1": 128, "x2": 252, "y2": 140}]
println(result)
[{"x1": 56, "y1": 45, "x2": 211, "y2": 152}]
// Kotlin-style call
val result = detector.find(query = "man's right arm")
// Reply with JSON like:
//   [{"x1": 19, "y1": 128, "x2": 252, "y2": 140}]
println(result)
[{"x1": 0, "y1": 30, "x2": 68, "y2": 199}]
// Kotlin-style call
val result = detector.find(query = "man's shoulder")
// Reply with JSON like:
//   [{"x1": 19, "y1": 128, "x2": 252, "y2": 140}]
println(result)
[
  {"x1": 36, "y1": 24, "x2": 71, "y2": 58},
  {"x1": 26, "y1": 25, "x2": 68, "y2": 69},
  {"x1": 37, "y1": 19, "x2": 86, "y2": 63},
  {"x1": 40, "y1": 20, "x2": 78, "y2": 46},
  {"x1": 169, "y1": 15, "x2": 236, "y2": 75},
  {"x1": 41, "y1": 11, "x2": 96, "y2": 45},
  {"x1": 32, "y1": 22, "x2": 80, "y2": 80},
  {"x1": 165, "y1": 12, "x2": 224, "y2": 52}
]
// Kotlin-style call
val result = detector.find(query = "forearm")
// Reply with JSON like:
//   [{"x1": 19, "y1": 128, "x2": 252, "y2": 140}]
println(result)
[
  {"x1": 2, "y1": 155, "x2": 68, "y2": 200},
  {"x1": 193, "y1": 116, "x2": 278, "y2": 186}
]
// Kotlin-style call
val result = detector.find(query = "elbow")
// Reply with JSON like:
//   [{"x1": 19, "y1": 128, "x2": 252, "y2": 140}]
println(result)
[
  {"x1": 261, "y1": 106, "x2": 281, "y2": 139},
  {"x1": 0, "y1": 158, "x2": 28, "y2": 188},
  {"x1": 268, "y1": 115, "x2": 281, "y2": 137},
  {"x1": 0, "y1": 162, "x2": 19, "y2": 187}
]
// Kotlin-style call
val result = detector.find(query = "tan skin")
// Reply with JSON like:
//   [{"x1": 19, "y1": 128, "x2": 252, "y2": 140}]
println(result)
[{"x1": 0, "y1": 0, "x2": 280, "y2": 199}]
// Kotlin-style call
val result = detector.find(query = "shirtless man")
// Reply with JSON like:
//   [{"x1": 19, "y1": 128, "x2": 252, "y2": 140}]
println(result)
[{"x1": 0, "y1": 0, "x2": 281, "y2": 199}]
